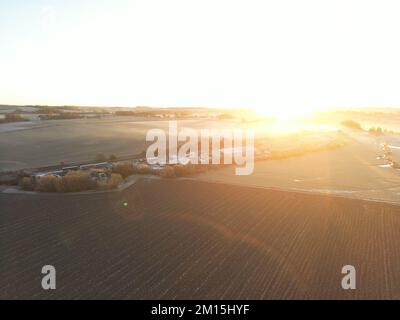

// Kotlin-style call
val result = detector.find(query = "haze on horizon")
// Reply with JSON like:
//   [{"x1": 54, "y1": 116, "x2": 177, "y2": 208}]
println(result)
[{"x1": 1, "y1": 0, "x2": 400, "y2": 117}]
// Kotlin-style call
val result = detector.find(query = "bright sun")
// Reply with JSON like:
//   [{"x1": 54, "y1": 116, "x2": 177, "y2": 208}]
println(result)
[{"x1": 254, "y1": 105, "x2": 316, "y2": 120}]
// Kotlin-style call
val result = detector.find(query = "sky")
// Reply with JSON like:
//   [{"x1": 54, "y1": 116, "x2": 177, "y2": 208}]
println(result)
[{"x1": 1, "y1": 0, "x2": 400, "y2": 117}]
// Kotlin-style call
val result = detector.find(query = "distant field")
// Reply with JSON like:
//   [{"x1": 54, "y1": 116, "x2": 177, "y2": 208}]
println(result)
[
  {"x1": 1, "y1": 178, "x2": 400, "y2": 299},
  {"x1": 0, "y1": 116, "x2": 338, "y2": 171},
  {"x1": 0, "y1": 117, "x2": 233, "y2": 171},
  {"x1": 198, "y1": 132, "x2": 400, "y2": 203}
]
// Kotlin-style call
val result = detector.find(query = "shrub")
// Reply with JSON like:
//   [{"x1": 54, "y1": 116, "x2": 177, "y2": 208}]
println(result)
[
  {"x1": 6, "y1": 113, "x2": 23, "y2": 121},
  {"x1": 20, "y1": 177, "x2": 35, "y2": 191},
  {"x1": 97, "y1": 173, "x2": 123, "y2": 190},
  {"x1": 341, "y1": 120, "x2": 363, "y2": 130},
  {"x1": 136, "y1": 164, "x2": 152, "y2": 174},
  {"x1": 108, "y1": 173, "x2": 123, "y2": 187},
  {"x1": 109, "y1": 154, "x2": 117, "y2": 161},
  {"x1": 159, "y1": 166, "x2": 175, "y2": 178},
  {"x1": 112, "y1": 163, "x2": 135, "y2": 178},
  {"x1": 369, "y1": 127, "x2": 383, "y2": 135},
  {"x1": 173, "y1": 164, "x2": 196, "y2": 177},
  {"x1": 35, "y1": 175, "x2": 62, "y2": 192},
  {"x1": 0, "y1": 113, "x2": 27, "y2": 123},
  {"x1": 195, "y1": 164, "x2": 209, "y2": 173},
  {"x1": 217, "y1": 113, "x2": 235, "y2": 120},
  {"x1": 59, "y1": 171, "x2": 97, "y2": 192}
]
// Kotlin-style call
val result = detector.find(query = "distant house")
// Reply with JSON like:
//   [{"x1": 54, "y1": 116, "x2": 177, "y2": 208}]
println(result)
[{"x1": 33, "y1": 170, "x2": 64, "y2": 181}]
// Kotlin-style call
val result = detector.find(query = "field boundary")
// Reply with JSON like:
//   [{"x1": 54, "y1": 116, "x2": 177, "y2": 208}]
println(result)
[{"x1": 185, "y1": 176, "x2": 400, "y2": 207}]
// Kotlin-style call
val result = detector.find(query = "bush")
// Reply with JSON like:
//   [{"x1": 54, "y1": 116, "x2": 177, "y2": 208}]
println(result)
[
  {"x1": 59, "y1": 171, "x2": 97, "y2": 192},
  {"x1": 112, "y1": 163, "x2": 135, "y2": 178},
  {"x1": 36, "y1": 176, "x2": 62, "y2": 192},
  {"x1": 34, "y1": 170, "x2": 123, "y2": 192},
  {"x1": 136, "y1": 164, "x2": 152, "y2": 174},
  {"x1": 20, "y1": 177, "x2": 35, "y2": 191},
  {"x1": 173, "y1": 164, "x2": 196, "y2": 177},
  {"x1": 0, "y1": 113, "x2": 27, "y2": 123},
  {"x1": 97, "y1": 173, "x2": 123, "y2": 190},
  {"x1": 109, "y1": 154, "x2": 117, "y2": 161},
  {"x1": 108, "y1": 173, "x2": 123, "y2": 187},
  {"x1": 217, "y1": 113, "x2": 235, "y2": 120},
  {"x1": 194, "y1": 164, "x2": 209, "y2": 173},
  {"x1": 6, "y1": 113, "x2": 23, "y2": 121},
  {"x1": 112, "y1": 162, "x2": 155, "y2": 178},
  {"x1": 369, "y1": 127, "x2": 383, "y2": 135},
  {"x1": 159, "y1": 166, "x2": 175, "y2": 178},
  {"x1": 341, "y1": 120, "x2": 363, "y2": 130}
]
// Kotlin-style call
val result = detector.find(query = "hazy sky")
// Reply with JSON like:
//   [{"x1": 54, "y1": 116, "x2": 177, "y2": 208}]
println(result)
[{"x1": 1, "y1": 0, "x2": 400, "y2": 116}]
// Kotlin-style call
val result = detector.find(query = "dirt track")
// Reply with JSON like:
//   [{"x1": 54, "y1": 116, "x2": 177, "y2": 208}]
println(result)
[{"x1": 1, "y1": 179, "x2": 400, "y2": 299}]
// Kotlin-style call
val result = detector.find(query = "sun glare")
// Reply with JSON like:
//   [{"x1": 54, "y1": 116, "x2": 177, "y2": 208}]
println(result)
[{"x1": 254, "y1": 105, "x2": 315, "y2": 121}]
